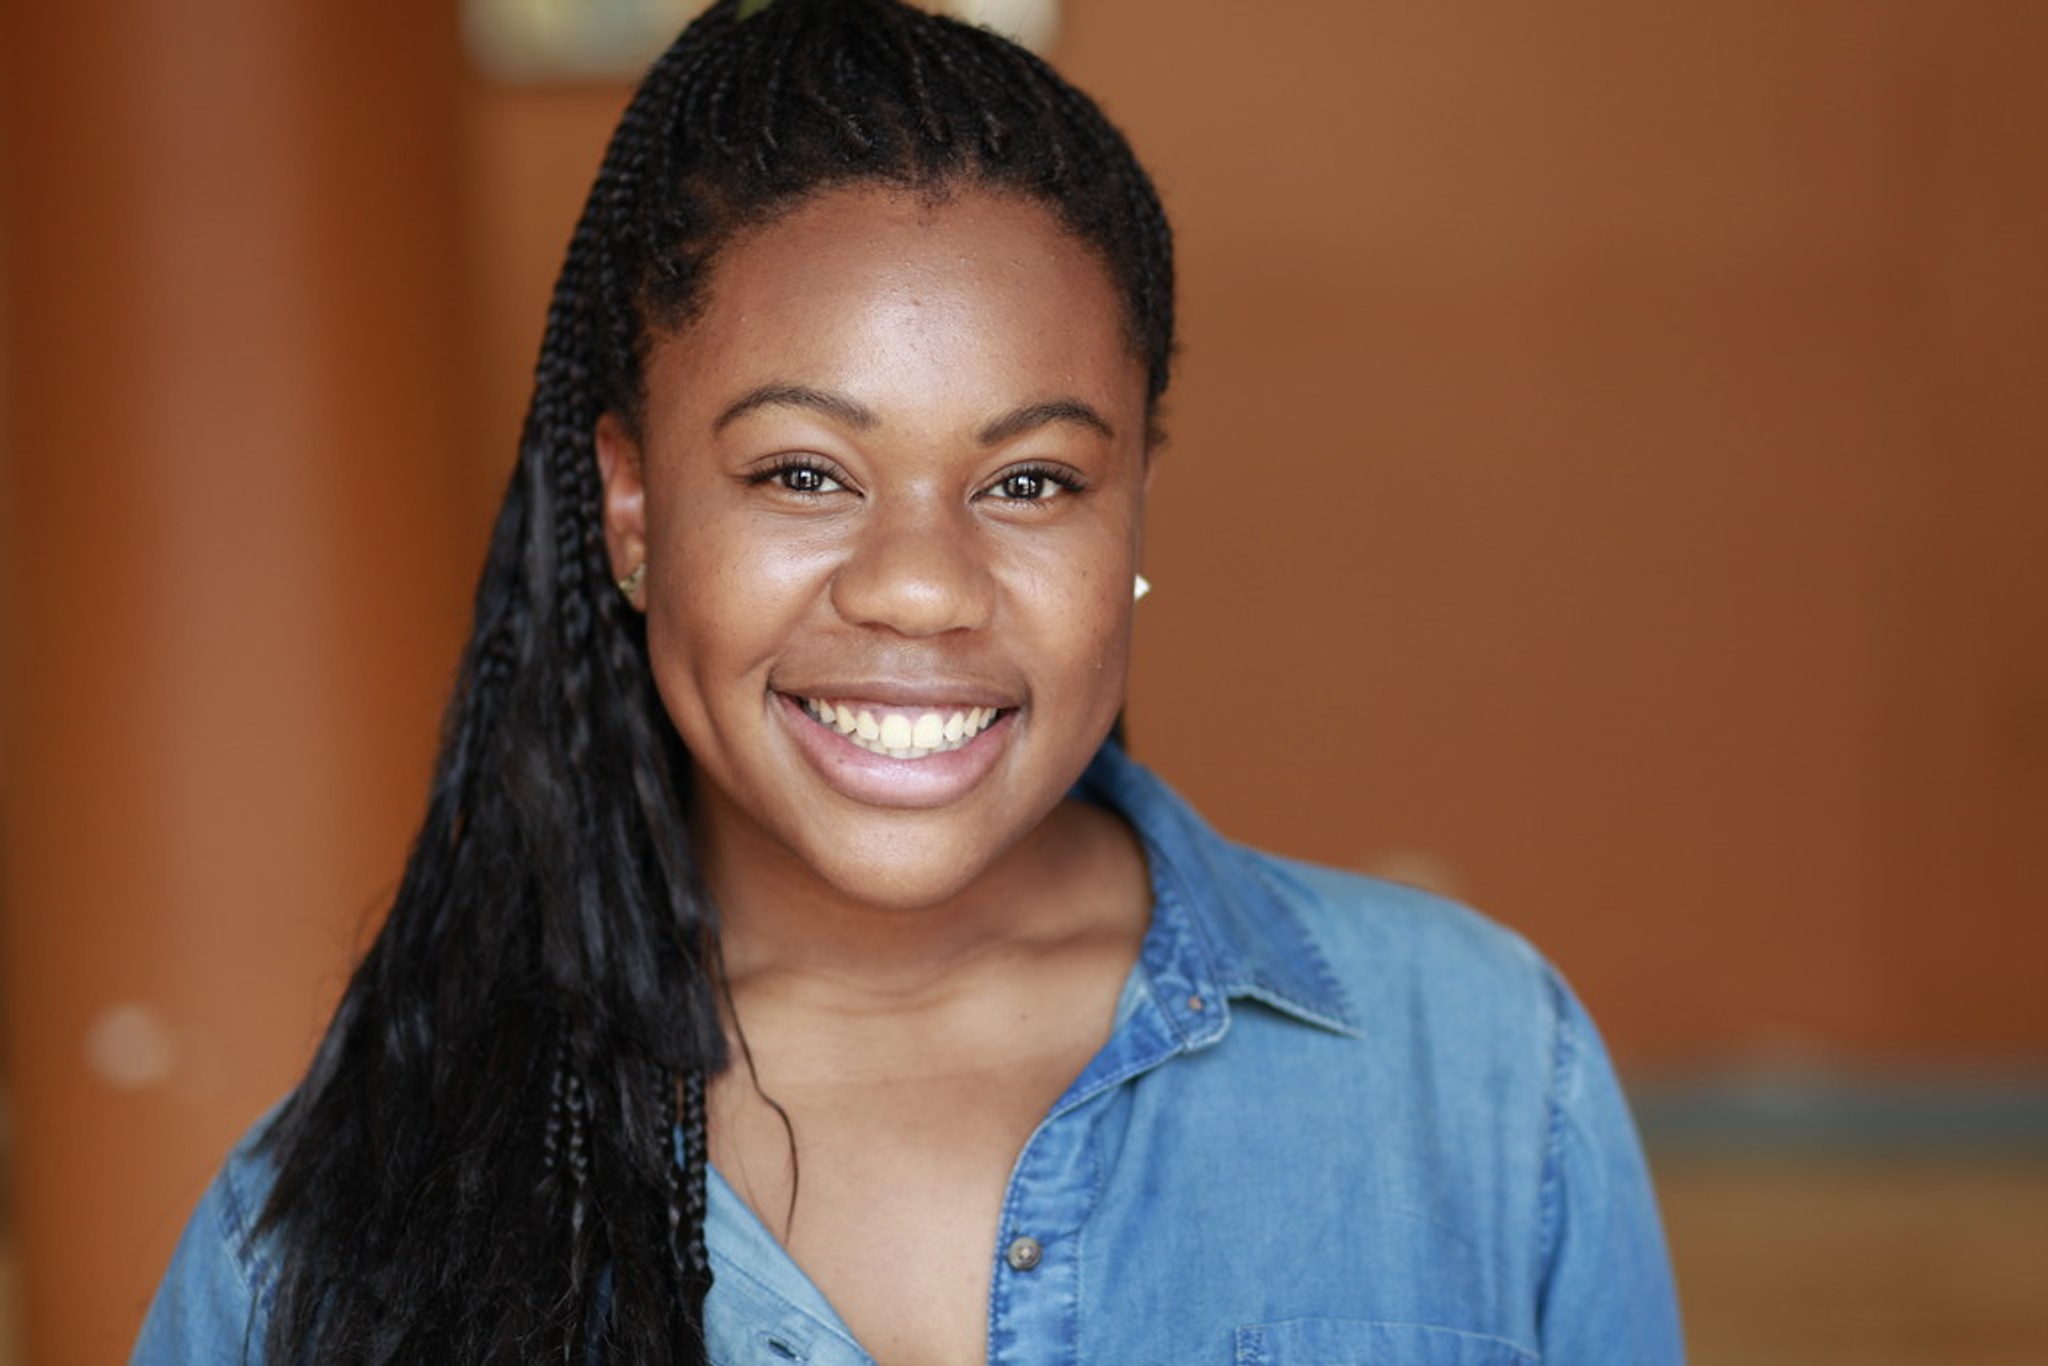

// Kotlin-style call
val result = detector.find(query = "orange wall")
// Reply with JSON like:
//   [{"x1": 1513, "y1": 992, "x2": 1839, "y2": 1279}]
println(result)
[
  {"x1": 3, "y1": 1, "x2": 2045, "y2": 1360},
  {"x1": 1067, "y1": 0, "x2": 2048, "y2": 1067},
  {"x1": 0, "y1": 1, "x2": 474, "y2": 1359}
]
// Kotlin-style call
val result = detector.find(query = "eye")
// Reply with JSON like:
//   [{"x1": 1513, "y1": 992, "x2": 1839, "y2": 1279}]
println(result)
[
  {"x1": 778, "y1": 465, "x2": 840, "y2": 494},
  {"x1": 749, "y1": 456, "x2": 847, "y2": 497},
  {"x1": 984, "y1": 463, "x2": 1083, "y2": 503}
]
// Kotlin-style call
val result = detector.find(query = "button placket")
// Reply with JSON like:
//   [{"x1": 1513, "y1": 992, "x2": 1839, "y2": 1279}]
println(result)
[{"x1": 986, "y1": 1091, "x2": 1119, "y2": 1364}]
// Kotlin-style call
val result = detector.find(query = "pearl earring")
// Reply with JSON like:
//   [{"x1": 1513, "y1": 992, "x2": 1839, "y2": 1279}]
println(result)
[{"x1": 1134, "y1": 574, "x2": 1152, "y2": 602}]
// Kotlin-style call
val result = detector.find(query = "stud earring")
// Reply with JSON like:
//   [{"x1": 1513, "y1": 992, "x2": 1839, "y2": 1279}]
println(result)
[
  {"x1": 1134, "y1": 574, "x2": 1152, "y2": 602},
  {"x1": 617, "y1": 562, "x2": 647, "y2": 602}
]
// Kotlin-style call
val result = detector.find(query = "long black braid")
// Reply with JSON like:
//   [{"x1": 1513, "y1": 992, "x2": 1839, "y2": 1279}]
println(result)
[{"x1": 255, "y1": 2, "x2": 1174, "y2": 1360}]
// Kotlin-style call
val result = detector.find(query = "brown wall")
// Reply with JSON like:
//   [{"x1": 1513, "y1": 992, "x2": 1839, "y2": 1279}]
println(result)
[
  {"x1": 2, "y1": 0, "x2": 2044, "y2": 1360},
  {"x1": 0, "y1": 2, "x2": 475, "y2": 1360},
  {"x1": 1065, "y1": 0, "x2": 2048, "y2": 1067}
]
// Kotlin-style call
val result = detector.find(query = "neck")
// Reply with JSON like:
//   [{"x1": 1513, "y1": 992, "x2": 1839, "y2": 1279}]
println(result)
[{"x1": 703, "y1": 797, "x2": 1145, "y2": 1006}]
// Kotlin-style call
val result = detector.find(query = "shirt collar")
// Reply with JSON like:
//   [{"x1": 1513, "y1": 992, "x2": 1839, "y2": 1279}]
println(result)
[{"x1": 1078, "y1": 742, "x2": 1363, "y2": 1041}]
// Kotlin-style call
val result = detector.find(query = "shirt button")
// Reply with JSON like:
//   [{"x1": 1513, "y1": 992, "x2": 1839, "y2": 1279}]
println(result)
[
  {"x1": 1005, "y1": 1235, "x2": 1044, "y2": 1272},
  {"x1": 1187, "y1": 994, "x2": 1206, "y2": 1012}
]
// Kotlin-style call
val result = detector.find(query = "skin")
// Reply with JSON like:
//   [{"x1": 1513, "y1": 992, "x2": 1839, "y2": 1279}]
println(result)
[{"x1": 596, "y1": 184, "x2": 1156, "y2": 1366}]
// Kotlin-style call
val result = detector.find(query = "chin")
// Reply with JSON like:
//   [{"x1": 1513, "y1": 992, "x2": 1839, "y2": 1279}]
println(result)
[
  {"x1": 775, "y1": 799, "x2": 1050, "y2": 911},
  {"x1": 806, "y1": 842, "x2": 1003, "y2": 914}
]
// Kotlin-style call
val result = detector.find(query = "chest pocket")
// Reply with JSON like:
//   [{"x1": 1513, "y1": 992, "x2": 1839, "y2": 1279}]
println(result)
[{"x1": 1235, "y1": 1319, "x2": 1538, "y2": 1366}]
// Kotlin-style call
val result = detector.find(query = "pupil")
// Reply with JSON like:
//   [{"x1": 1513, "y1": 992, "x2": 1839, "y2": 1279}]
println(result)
[{"x1": 1007, "y1": 472, "x2": 1043, "y2": 499}]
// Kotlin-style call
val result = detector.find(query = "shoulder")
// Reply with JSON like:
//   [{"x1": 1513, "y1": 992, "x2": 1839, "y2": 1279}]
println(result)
[
  {"x1": 1244, "y1": 848, "x2": 1565, "y2": 1038},
  {"x1": 1245, "y1": 852, "x2": 1682, "y2": 1331},
  {"x1": 133, "y1": 1108, "x2": 286, "y2": 1364},
  {"x1": 1091, "y1": 744, "x2": 1562, "y2": 1039},
  {"x1": 1248, "y1": 851, "x2": 1681, "y2": 1346},
  {"x1": 1258, "y1": 853, "x2": 1544, "y2": 970},
  {"x1": 1212, "y1": 846, "x2": 1632, "y2": 1198}
]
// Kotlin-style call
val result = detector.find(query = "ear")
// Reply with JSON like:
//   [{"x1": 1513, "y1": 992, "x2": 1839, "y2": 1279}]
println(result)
[{"x1": 594, "y1": 411, "x2": 649, "y2": 605}]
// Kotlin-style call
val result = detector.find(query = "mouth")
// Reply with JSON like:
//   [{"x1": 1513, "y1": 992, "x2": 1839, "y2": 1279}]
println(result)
[{"x1": 795, "y1": 696, "x2": 1006, "y2": 760}]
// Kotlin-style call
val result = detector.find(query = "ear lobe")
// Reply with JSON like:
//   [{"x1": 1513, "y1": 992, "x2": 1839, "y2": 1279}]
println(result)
[{"x1": 594, "y1": 412, "x2": 649, "y2": 588}]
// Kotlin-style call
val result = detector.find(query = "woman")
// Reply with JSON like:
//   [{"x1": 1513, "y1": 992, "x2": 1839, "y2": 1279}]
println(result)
[{"x1": 136, "y1": 1, "x2": 1682, "y2": 1361}]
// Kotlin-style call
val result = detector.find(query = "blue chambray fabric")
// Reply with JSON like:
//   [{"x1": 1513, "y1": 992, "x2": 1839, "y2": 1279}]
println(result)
[{"x1": 135, "y1": 743, "x2": 1684, "y2": 1364}]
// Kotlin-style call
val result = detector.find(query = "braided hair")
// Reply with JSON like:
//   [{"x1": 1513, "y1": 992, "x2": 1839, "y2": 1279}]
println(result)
[{"x1": 255, "y1": 2, "x2": 1174, "y2": 1360}]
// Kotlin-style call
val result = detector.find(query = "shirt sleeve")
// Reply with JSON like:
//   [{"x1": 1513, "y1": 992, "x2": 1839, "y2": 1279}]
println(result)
[
  {"x1": 132, "y1": 1154, "x2": 274, "y2": 1365},
  {"x1": 1535, "y1": 973, "x2": 1687, "y2": 1363}
]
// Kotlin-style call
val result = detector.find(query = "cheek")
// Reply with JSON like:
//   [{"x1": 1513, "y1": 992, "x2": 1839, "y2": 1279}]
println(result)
[
  {"x1": 639, "y1": 505, "x2": 795, "y2": 729},
  {"x1": 1013, "y1": 528, "x2": 1138, "y2": 713},
  {"x1": 650, "y1": 498, "x2": 833, "y2": 638}
]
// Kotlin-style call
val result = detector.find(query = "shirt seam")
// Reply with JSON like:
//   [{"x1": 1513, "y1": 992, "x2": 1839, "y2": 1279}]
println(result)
[
  {"x1": 1534, "y1": 968, "x2": 1575, "y2": 1307},
  {"x1": 705, "y1": 1243, "x2": 870, "y2": 1361},
  {"x1": 1137, "y1": 847, "x2": 1224, "y2": 1050},
  {"x1": 215, "y1": 1156, "x2": 272, "y2": 1315},
  {"x1": 214, "y1": 1148, "x2": 280, "y2": 1365},
  {"x1": 1237, "y1": 1318, "x2": 1540, "y2": 1363}
]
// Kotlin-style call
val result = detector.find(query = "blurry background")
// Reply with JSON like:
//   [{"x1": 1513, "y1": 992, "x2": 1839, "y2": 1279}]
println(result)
[{"x1": 1, "y1": 0, "x2": 2043, "y2": 1361}]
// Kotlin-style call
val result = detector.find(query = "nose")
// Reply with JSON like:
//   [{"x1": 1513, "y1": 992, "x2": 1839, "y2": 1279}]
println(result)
[{"x1": 829, "y1": 496, "x2": 995, "y2": 637}]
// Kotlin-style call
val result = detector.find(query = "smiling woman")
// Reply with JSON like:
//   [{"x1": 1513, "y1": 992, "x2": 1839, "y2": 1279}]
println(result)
[
  {"x1": 132, "y1": 2, "x2": 1679, "y2": 1363},
  {"x1": 598, "y1": 187, "x2": 1148, "y2": 919}
]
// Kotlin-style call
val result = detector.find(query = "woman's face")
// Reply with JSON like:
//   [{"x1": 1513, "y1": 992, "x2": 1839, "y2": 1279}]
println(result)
[{"x1": 597, "y1": 185, "x2": 1151, "y2": 912}]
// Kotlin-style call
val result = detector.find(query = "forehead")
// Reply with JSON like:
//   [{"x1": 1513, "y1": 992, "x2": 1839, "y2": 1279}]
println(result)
[
  {"x1": 640, "y1": 184, "x2": 1142, "y2": 423},
  {"x1": 705, "y1": 182, "x2": 1117, "y2": 319}
]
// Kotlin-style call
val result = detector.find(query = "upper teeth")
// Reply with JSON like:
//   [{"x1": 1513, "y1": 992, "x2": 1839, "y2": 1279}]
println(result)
[{"x1": 803, "y1": 698, "x2": 1000, "y2": 760}]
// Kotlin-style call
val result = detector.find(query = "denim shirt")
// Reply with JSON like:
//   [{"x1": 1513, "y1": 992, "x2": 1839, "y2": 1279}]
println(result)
[{"x1": 137, "y1": 745, "x2": 1683, "y2": 1363}]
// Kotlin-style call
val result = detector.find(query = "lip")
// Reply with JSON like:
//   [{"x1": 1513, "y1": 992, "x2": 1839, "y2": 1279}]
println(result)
[
  {"x1": 773, "y1": 689, "x2": 1014, "y2": 810},
  {"x1": 770, "y1": 688, "x2": 1011, "y2": 806},
  {"x1": 778, "y1": 674, "x2": 1015, "y2": 710}
]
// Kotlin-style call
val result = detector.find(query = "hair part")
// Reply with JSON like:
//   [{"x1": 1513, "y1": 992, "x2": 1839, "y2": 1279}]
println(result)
[{"x1": 256, "y1": 3, "x2": 1173, "y2": 1361}]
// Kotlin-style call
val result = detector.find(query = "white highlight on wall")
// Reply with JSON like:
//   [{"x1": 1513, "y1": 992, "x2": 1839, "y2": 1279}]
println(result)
[
  {"x1": 941, "y1": 0, "x2": 1060, "y2": 52},
  {"x1": 83, "y1": 1002, "x2": 179, "y2": 1090},
  {"x1": 465, "y1": 0, "x2": 1062, "y2": 82},
  {"x1": 83, "y1": 1002, "x2": 229, "y2": 1097}
]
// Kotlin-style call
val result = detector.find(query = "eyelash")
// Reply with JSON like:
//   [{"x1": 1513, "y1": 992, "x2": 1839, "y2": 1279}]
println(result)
[
  {"x1": 982, "y1": 462, "x2": 1086, "y2": 504},
  {"x1": 749, "y1": 455, "x2": 847, "y2": 497},
  {"x1": 748, "y1": 457, "x2": 1087, "y2": 503}
]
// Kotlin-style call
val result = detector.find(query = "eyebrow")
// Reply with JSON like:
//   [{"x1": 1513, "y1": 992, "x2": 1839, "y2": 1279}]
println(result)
[
  {"x1": 713, "y1": 385, "x2": 1115, "y2": 445},
  {"x1": 977, "y1": 399, "x2": 1115, "y2": 446},
  {"x1": 714, "y1": 385, "x2": 878, "y2": 432}
]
